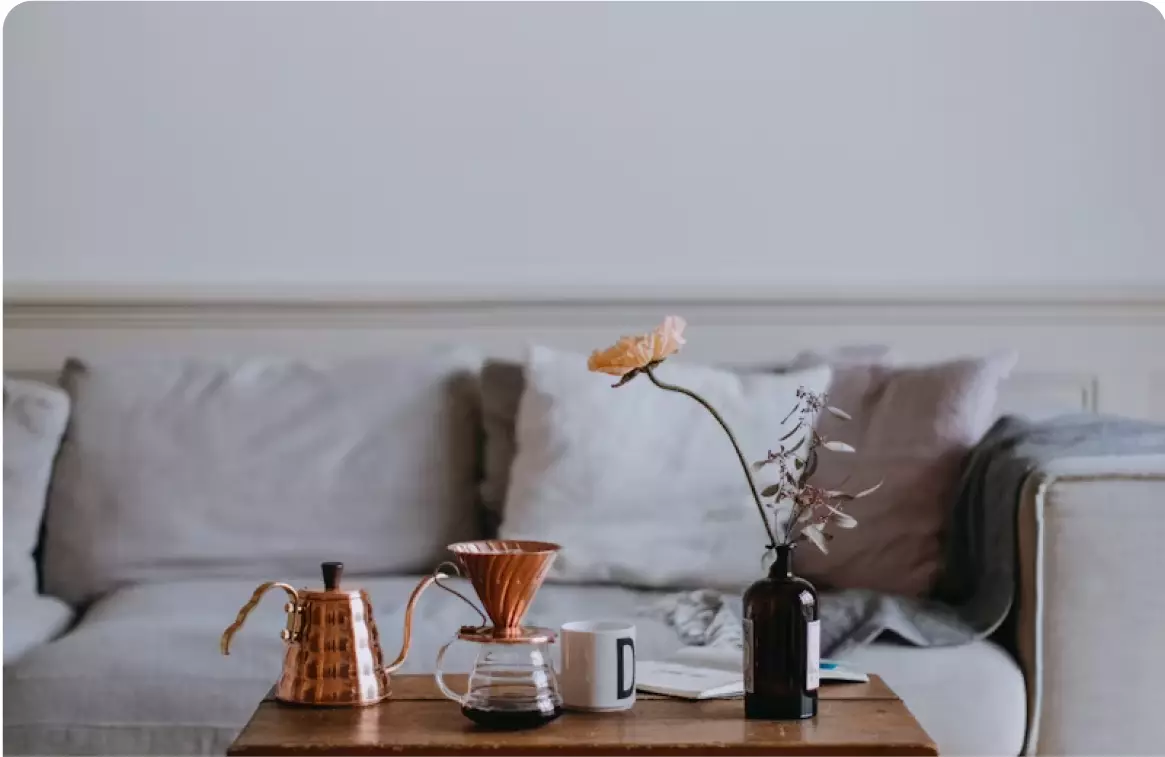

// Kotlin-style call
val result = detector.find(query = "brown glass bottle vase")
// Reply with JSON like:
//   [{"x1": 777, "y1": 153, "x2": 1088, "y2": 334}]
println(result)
[{"x1": 743, "y1": 544, "x2": 819, "y2": 720}]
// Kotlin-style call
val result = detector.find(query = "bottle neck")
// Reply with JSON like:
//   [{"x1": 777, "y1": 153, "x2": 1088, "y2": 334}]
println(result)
[{"x1": 768, "y1": 544, "x2": 794, "y2": 578}]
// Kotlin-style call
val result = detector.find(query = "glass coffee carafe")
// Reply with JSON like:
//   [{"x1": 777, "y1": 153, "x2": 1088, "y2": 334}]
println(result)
[
  {"x1": 430, "y1": 540, "x2": 564, "y2": 729},
  {"x1": 435, "y1": 626, "x2": 562, "y2": 729}
]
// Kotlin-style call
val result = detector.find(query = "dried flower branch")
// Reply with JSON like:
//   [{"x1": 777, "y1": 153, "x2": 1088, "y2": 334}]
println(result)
[{"x1": 753, "y1": 387, "x2": 881, "y2": 553}]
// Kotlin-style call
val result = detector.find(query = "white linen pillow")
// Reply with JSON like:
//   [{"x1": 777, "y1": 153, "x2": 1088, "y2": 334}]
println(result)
[{"x1": 500, "y1": 346, "x2": 832, "y2": 590}]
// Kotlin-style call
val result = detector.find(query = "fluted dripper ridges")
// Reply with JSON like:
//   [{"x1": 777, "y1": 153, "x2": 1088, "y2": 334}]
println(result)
[{"x1": 448, "y1": 540, "x2": 560, "y2": 635}]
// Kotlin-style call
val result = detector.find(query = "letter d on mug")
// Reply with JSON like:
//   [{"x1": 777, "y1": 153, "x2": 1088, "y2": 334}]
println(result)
[{"x1": 560, "y1": 621, "x2": 636, "y2": 711}]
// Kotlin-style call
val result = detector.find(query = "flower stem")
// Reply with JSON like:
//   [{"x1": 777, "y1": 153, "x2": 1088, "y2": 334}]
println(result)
[
  {"x1": 783, "y1": 503, "x2": 803, "y2": 544},
  {"x1": 643, "y1": 366, "x2": 778, "y2": 548}
]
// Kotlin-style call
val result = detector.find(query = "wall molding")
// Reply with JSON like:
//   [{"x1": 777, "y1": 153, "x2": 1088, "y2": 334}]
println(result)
[
  {"x1": 8, "y1": 283, "x2": 1165, "y2": 305},
  {"x1": 6, "y1": 285, "x2": 1165, "y2": 421},
  {"x1": 8, "y1": 285, "x2": 1165, "y2": 329}
]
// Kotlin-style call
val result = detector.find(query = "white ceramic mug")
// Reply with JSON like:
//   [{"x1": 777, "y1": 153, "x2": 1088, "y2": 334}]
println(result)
[{"x1": 559, "y1": 620, "x2": 637, "y2": 711}]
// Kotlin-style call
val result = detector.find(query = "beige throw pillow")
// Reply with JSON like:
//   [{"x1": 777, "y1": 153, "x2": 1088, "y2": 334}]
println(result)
[
  {"x1": 794, "y1": 352, "x2": 1018, "y2": 597},
  {"x1": 500, "y1": 346, "x2": 832, "y2": 590}
]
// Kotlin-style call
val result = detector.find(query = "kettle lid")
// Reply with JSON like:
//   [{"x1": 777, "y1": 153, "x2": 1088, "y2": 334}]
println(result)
[
  {"x1": 298, "y1": 561, "x2": 363, "y2": 600},
  {"x1": 321, "y1": 561, "x2": 344, "y2": 591}
]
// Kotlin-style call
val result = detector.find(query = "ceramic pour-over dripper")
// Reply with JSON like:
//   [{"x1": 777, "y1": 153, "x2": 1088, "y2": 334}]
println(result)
[{"x1": 449, "y1": 540, "x2": 560, "y2": 641}]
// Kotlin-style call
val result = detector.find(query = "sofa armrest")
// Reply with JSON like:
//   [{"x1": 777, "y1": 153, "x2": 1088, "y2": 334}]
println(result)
[
  {"x1": 1015, "y1": 454, "x2": 1165, "y2": 755},
  {"x1": 2, "y1": 593, "x2": 74, "y2": 664}
]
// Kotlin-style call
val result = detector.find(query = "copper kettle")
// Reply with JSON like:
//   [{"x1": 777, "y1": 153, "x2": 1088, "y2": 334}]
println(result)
[{"x1": 220, "y1": 561, "x2": 444, "y2": 706}]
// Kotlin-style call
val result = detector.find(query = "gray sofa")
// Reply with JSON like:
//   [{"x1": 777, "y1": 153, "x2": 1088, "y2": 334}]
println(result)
[
  {"x1": 5, "y1": 576, "x2": 1026, "y2": 756},
  {"x1": 4, "y1": 355, "x2": 1164, "y2": 756}
]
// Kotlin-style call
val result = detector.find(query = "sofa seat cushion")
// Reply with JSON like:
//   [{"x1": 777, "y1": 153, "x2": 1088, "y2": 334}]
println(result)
[
  {"x1": 4, "y1": 578, "x2": 1025, "y2": 757},
  {"x1": 845, "y1": 639, "x2": 1026, "y2": 756},
  {"x1": 2, "y1": 576, "x2": 690, "y2": 756},
  {"x1": 2, "y1": 594, "x2": 74, "y2": 665}
]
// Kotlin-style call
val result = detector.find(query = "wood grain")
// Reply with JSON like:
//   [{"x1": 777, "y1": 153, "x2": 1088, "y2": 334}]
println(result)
[
  {"x1": 356, "y1": 675, "x2": 902, "y2": 702},
  {"x1": 227, "y1": 675, "x2": 938, "y2": 756}
]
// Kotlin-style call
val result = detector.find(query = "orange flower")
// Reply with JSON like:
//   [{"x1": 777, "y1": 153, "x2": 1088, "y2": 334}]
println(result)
[{"x1": 587, "y1": 316, "x2": 687, "y2": 376}]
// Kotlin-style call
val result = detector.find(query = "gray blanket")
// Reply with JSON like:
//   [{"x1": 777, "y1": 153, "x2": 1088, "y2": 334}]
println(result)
[{"x1": 660, "y1": 414, "x2": 1165, "y2": 658}]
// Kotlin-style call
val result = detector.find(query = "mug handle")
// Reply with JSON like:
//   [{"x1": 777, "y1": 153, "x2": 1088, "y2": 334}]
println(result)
[{"x1": 434, "y1": 636, "x2": 468, "y2": 705}]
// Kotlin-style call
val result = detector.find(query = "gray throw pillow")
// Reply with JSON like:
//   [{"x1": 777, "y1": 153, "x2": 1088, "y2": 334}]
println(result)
[
  {"x1": 43, "y1": 351, "x2": 483, "y2": 606},
  {"x1": 4, "y1": 378, "x2": 71, "y2": 595}
]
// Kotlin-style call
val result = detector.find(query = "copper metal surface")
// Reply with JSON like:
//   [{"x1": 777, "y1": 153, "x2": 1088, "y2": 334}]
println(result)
[
  {"x1": 221, "y1": 581, "x2": 301, "y2": 653},
  {"x1": 447, "y1": 540, "x2": 560, "y2": 640},
  {"x1": 220, "y1": 562, "x2": 438, "y2": 706},
  {"x1": 454, "y1": 625, "x2": 557, "y2": 644},
  {"x1": 382, "y1": 572, "x2": 442, "y2": 673}
]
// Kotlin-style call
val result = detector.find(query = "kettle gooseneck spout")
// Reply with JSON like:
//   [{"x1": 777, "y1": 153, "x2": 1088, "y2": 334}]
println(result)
[{"x1": 385, "y1": 565, "x2": 485, "y2": 674}]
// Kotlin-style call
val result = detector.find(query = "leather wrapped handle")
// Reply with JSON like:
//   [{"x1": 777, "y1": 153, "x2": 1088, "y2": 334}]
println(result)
[{"x1": 220, "y1": 581, "x2": 301, "y2": 655}]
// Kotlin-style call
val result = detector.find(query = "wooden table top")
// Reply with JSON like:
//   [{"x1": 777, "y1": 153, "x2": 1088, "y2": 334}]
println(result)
[{"x1": 227, "y1": 674, "x2": 938, "y2": 756}]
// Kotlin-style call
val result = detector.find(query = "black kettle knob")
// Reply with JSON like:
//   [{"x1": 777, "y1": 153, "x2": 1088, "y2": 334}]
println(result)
[{"x1": 321, "y1": 562, "x2": 344, "y2": 591}]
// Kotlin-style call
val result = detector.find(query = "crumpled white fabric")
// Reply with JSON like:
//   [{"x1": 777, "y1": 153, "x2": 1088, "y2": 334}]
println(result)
[{"x1": 650, "y1": 589, "x2": 742, "y2": 649}]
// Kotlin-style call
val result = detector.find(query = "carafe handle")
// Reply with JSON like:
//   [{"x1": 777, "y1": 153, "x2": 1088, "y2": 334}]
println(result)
[
  {"x1": 220, "y1": 582, "x2": 301, "y2": 655},
  {"x1": 433, "y1": 636, "x2": 468, "y2": 705}
]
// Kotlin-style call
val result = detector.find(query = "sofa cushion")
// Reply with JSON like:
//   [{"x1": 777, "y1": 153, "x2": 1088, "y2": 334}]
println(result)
[
  {"x1": 2, "y1": 594, "x2": 74, "y2": 665},
  {"x1": 845, "y1": 640, "x2": 1026, "y2": 756},
  {"x1": 794, "y1": 352, "x2": 1018, "y2": 597},
  {"x1": 500, "y1": 346, "x2": 832, "y2": 589},
  {"x1": 42, "y1": 352, "x2": 483, "y2": 606},
  {"x1": 3, "y1": 377, "x2": 70, "y2": 595},
  {"x1": 3, "y1": 577, "x2": 1024, "y2": 757},
  {"x1": 479, "y1": 346, "x2": 891, "y2": 535},
  {"x1": 1, "y1": 576, "x2": 694, "y2": 756}
]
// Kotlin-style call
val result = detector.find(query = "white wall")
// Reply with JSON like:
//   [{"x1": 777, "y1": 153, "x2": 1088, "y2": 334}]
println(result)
[{"x1": 4, "y1": 1, "x2": 1164, "y2": 293}]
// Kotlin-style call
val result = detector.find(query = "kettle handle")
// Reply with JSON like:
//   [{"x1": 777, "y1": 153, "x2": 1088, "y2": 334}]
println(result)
[
  {"x1": 220, "y1": 582, "x2": 301, "y2": 655},
  {"x1": 384, "y1": 563, "x2": 485, "y2": 674}
]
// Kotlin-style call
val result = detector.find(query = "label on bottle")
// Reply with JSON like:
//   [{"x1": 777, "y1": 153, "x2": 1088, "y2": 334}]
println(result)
[
  {"x1": 806, "y1": 620, "x2": 820, "y2": 690},
  {"x1": 743, "y1": 618, "x2": 754, "y2": 693}
]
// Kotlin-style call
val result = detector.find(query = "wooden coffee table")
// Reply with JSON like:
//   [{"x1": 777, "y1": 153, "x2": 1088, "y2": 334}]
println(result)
[{"x1": 228, "y1": 674, "x2": 937, "y2": 756}]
